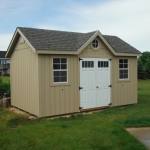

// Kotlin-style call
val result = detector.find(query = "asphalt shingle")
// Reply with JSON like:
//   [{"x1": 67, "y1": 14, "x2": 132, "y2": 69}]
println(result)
[
  {"x1": 103, "y1": 35, "x2": 141, "y2": 54},
  {"x1": 18, "y1": 27, "x2": 141, "y2": 54}
]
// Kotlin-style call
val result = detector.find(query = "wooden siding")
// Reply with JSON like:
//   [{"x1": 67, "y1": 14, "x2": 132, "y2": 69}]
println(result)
[
  {"x1": 38, "y1": 38, "x2": 138, "y2": 117},
  {"x1": 10, "y1": 40, "x2": 39, "y2": 116},
  {"x1": 10, "y1": 35, "x2": 138, "y2": 117},
  {"x1": 111, "y1": 57, "x2": 137, "y2": 106},
  {"x1": 38, "y1": 55, "x2": 79, "y2": 117},
  {"x1": 79, "y1": 39, "x2": 137, "y2": 107},
  {"x1": 79, "y1": 38, "x2": 113, "y2": 58}
]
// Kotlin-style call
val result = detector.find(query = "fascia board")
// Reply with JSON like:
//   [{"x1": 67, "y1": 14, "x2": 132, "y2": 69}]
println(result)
[
  {"x1": 115, "y1": 52, "x2": 142, "y2": 56},
  {"x1": 5, "y1": 29, "x2": 18, "y2": 58},
  {"x1": 96, "y1": 31, "x2": 116, "y2": 55},
  {"x1": 77, "y1": 31, "x2": 116, "y2": 56},
  {"x1": 77, "y1": 31, "x2": 99, "y2": 54},
  {"x1": 36, "y1": 50, "x2": 77, "y2": 55}
]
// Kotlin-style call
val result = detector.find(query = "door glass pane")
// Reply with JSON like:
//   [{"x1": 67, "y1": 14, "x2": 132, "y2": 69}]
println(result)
[
  {"x1": 88, "y1": 61, "x2": 91, "y2": 67},
  {"x1": 101, "y1": 61, "x2": 104, "y2": 67},
  {"x1": 106, "y1": 62, "x2": 108, "y2": 67},
  {"x1": 85, "y1": 61, "x2": 87, "y2": 68},
  {"x1": 82, "y1": 61, "x2": 84, "y2": 68},
  {"x1": 91, "y1": 61, "x2": 94, "y2": 67},
  {"x1": 98, "y1": 61, "x2": 100, "y2": 67}
]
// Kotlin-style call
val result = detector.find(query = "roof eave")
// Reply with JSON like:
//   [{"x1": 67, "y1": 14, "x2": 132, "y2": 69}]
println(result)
[
  {"x1": 114, "y1": 52, "x2": 142, "y2": 56},
  {"x1": 36, "y1": 50, "x2": 78, "y2": 55}
]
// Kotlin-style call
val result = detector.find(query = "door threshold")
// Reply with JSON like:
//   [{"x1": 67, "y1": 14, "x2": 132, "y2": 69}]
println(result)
[{"x1": 80, "y1": 106, "x2": 110, "y2": 112}]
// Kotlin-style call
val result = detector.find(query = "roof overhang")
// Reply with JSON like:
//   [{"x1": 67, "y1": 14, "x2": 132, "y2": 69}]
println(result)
[
  {"x1": 36, "y1": 30, "x2": 142, "y2": 56},
  {"x1": 6, "y1": 28, "x2": 142, "y2": 58}
]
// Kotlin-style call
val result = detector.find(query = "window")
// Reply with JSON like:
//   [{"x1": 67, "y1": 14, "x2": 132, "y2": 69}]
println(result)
[
  {"x1": 82, "y1": 61, "x2": 94, "y2": 68},
  {"x1": 98, "y1": 61, "x2": 108, "y2": 68},
  {"x1": 53, "y1": 58, "x2": 67, "y2": 83},
  {"x1": 92, "y1": 39, "x2": 98, "y2": 48},
  {"x1": 119, "y1": 59, "x2": 128, "y2": 79}
]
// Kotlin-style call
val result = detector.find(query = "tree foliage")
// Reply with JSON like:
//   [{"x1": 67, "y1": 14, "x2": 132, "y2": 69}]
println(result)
[
  {"x1": 138, "y1": 51, "x2": 150, "y2": 79},
  {"x1": 0, "y1": 77, "x2": 10, "y2": 96}
]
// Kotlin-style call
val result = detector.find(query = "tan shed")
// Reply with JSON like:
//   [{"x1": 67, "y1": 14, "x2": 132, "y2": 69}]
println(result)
[{"x1": 6, "y1": 27, "x2": 142, "y2": 117}]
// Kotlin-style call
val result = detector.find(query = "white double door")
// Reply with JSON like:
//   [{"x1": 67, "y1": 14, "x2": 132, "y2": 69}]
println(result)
[{"x1": 80, "y1": 58, "x2": 111, "y2": 109}]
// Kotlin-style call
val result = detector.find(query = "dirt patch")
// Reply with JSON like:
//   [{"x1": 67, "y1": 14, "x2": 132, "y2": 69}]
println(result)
[
  {"x1": 7, "y1": 107, "x2": 38, "y2": 120},
  {"x1": 126, "y1": 127, "x2": 150, "y2": 150}
]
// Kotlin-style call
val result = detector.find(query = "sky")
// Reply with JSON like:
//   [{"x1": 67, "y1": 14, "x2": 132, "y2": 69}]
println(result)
[{"x1": 0, "y1": 0, "x2": 150, "y2": 52}]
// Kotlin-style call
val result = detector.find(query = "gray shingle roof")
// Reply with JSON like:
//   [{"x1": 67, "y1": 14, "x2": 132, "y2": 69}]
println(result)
[
  {"x1": 103, "y1": 35, "x2": 141, "y2": 54},
  {"x1": 0, "y1": 51, "x2": 6, "y2": 58},
  {"x1": 18, "y1": 27, "x2": 141, "y2": 54},
  {"x1": 18, "y1": 27, "x2": 96, "y2": 51}
]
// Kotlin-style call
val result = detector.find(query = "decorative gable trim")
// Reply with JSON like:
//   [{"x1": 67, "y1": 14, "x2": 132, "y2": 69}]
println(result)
[{"x1": 77, "y1": 31, "x2": 142, "y2": 56}]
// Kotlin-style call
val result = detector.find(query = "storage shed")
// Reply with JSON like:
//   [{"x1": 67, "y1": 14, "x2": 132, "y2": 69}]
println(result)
[{"x1": 6, "y1": 27, "x2": 142, "y2": 117}]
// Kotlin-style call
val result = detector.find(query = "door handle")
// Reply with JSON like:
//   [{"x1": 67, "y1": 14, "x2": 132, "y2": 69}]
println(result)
[{"x1": 96, "y1": 86, "x2": 99, "y2": 88}]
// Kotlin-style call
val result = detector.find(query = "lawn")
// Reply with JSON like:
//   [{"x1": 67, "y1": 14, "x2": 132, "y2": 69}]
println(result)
[
  {"x1": 0, "y1": 80, "x2": 150, "y2": 150},
  {"x1": 0, "y1": 76, "x2": 10, "y2": 83}
]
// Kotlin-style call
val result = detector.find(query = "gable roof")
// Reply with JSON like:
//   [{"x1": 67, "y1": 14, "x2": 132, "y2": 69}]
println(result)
[
  {"x1": 6, "y1": 27, "x2": 142, "y2": 57},
  {"x1": 0, "y1": 51, "x2": 6, "y2": 58},
  {"x1": 18, "y1": 27, "x2": 97, "y2": 51}
]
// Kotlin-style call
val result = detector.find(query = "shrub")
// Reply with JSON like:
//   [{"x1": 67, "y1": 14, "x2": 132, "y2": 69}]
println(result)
[{"x1": 0, "y1": 81, "x2": 10, "y2": 96}]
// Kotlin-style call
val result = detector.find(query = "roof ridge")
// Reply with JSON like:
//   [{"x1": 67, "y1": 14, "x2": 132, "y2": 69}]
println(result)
[{"x1": 18, "y1": 27, "x2": 97, "y2": 34}]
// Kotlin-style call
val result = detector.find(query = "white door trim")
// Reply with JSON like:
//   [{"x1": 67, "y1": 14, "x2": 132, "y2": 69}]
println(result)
[{"x1": 80, "y1": 58, "x2": 111, "y2": 109}]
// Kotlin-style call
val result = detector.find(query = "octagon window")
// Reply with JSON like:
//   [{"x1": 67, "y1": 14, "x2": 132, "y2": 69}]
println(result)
[{"x1": 92, "y1": 40, "x2": 98, "y2": 48}]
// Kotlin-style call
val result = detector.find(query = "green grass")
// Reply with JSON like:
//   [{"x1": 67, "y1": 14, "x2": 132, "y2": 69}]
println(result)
[
  {"x1": 0, "y1": 76, "x2": 10, "y2": 83},
  {"x1": 0, "y1": 80, "x2": 150, "y2": 150}
]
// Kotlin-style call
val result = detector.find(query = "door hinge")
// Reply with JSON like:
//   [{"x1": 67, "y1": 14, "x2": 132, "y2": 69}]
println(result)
[
  {"x1": 79, "y1": 107, "x2": 83, "y2": 110},
  {"x1": 108, "y1": 103, "x2": 111, "y2": 106},
  {"x1": 108, "y1": 85, "x2": 112, "y2": 87},
  {"x1": 79, "y1": 87, "x2": 83, "y2": 90},
  {"x1": 108, "y1": 58, "x2": 111, "y2": 61},
  {"x1": 79, "y1": 58, "x2": 83, "y2": 61}
]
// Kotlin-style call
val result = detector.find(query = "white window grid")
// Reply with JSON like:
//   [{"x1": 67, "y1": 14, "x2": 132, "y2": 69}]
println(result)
[
  {"x1": 92, "y1": 39, "x2": 98, "y2": 48},
  {"x1": 53, "y1": 58, "x2": 68, "y2": 83},
  {"x1": 119, "y1": 59, "x2": 129, "y2": 80}
]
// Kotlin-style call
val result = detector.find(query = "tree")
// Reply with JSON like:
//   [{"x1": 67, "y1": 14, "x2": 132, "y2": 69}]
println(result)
[
  {"x1": 138, "y1": 58, "x2": 146, "y2": 79},
  {"x1": 145, "y1": 60, "x2": 150, "y2": 79},
  {"x1": 138, "y1": 51, "x2": 150, "y2": 79},
  {"x1": 140, "y1": 52, "x2": 150, "y2": 64}
]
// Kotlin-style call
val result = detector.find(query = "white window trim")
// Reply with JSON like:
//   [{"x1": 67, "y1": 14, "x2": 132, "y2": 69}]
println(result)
[
  {"x1": 119, "y1": 58, "x2": 129, "y2": 80},
  {"x1": 52, "y1": 57, "x2": 68, "y2": 84},
  {"x1": 91, "y1": 38, "x2": 100, "y2": 51}
]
